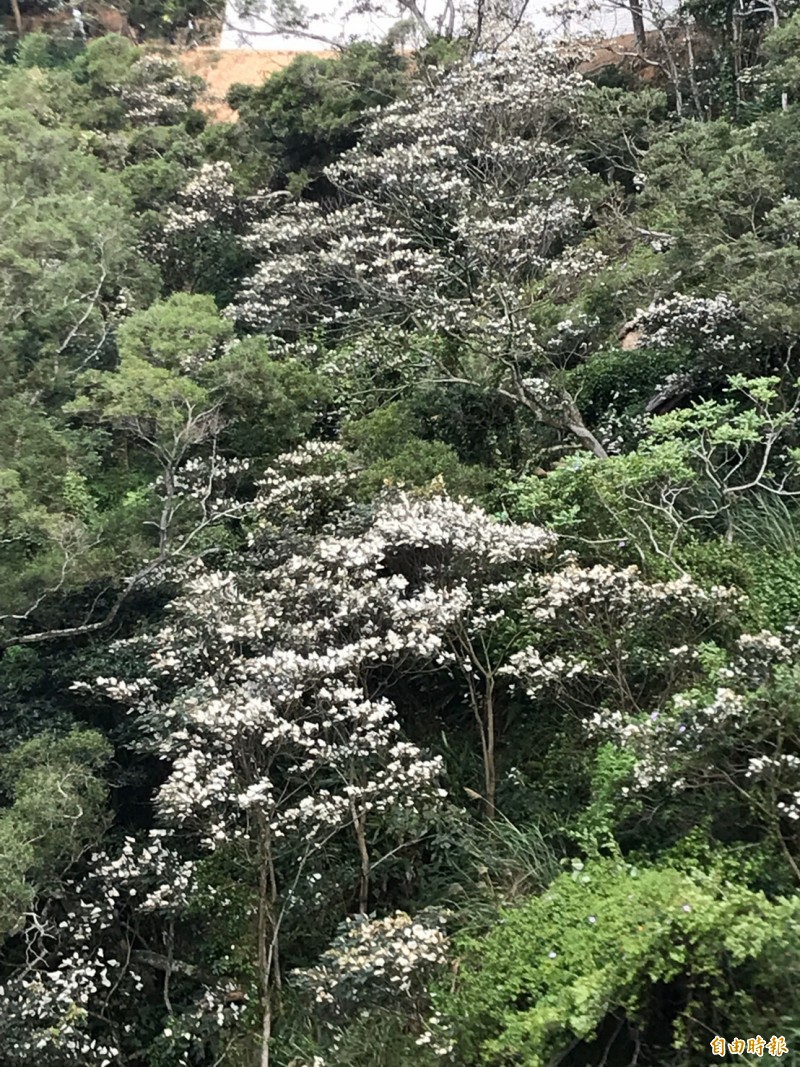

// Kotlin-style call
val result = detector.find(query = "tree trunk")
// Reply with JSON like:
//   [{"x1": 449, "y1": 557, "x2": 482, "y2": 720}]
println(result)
[
  {"x1": 562, "y1": 393, "x2": 610, "y2": 460},
  {"x1": 483, "y1": 678, "x2": 497, "y2": 820},
  {"x1": 629, "y1": 0, "x2": 647, "y2": 52},
  {"x1": 260, "y1": 998, "x2": 271, "y2": 1067},
  {"x1": 352, "y1": 804, "x2": 371, "y2": 914},
  {"x1": 656, "y1": 24, "x2": 684, "y2": 118},
  {"x1": 258, "y1": 853, "x2": 271, "y2": 1067},
  {"x1": 684, "y1": 19, "x2": 705, "y2": 118},
  {"x1": 257, "y1": 823, "x2": 279, "y2": 1067},
  {"x1": 457, "y1": 639, "x2": 497, "y2": 820},
  {"x1": 513, "y1": 383, "x2": 610, "y2": 461},
  {"x1": 9, "y1": 0, "x2": 23, "y2": 38},
  {"x1": 566, "y1": 420, "x2": 610, "y2": 461}
]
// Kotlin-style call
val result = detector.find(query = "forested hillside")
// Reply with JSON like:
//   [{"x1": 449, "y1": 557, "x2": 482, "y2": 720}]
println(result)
[{"x1": 4, "y1": 8, "x2": 800, "y2": 1065}]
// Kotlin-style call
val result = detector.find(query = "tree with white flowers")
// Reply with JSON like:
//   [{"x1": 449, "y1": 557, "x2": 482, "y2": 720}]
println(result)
[
  {"x1": 0, "y1": 824, "x2": 245, "y2": 1067},
  {"x1": 58, "y1": 445, "x2": 554, "y2": 1065},
  {"x1": 231, "y1": 39, "x2": 612, "y2": 459}
]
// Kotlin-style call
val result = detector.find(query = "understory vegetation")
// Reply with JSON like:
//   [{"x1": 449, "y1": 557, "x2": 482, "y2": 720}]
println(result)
[{"x1": 4, "y1": 4, "x2": 800, "y2": 1064}]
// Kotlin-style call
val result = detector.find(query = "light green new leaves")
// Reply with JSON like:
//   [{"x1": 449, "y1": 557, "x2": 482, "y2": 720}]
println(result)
[{"x1": 68, "y1": 294, "x2": 226, "y2": 456}]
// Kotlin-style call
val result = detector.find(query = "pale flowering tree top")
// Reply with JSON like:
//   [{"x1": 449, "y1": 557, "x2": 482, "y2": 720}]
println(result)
[{"x1": 227, "y1": 39, "x2": 615, "y2": 457}]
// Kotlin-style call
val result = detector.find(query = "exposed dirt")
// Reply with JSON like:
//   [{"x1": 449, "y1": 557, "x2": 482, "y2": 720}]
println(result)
[
  {"x1": 578, "y1": 29, "x2": 689, "y2": 83},
  {"x1": 179, "y1": 46, "x2": 334, "y2": 121},
  {"x1": 580, "y1": 31, "x2": 650, "y2": 74}
]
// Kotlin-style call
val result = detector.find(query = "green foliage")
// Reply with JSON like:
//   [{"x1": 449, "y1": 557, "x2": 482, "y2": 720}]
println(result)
[
  {"x1": 763, "y1": 12, "x2": 800, "y2": 102},
  {"x1": 410, "y1": 384, "x2": 523, "y2": 468},
  {"x1": 629, "y1": 118, "x2": 800, "y2": 335},
  {"x1": 510, "y1": 444, "x2": 685, "y2": 556},
  {"x1": 74, "y1": 34, "x2": 139, "y2": 93},
  {"x1": 343, "y1": 403, "x2": 492, "y2": 498},
  {"x1": 572, "y1": 744, "x2": 636, "y2": 857},
  {"x1": 206, "y1": 337, "x2": 325, "y2": 458},
  {"x1": 641, "y1": 120, "x2": 783, "y2": 239},
  {"x1": 756, "y1": 103, "x2": 800, "y2": 195},
  {"x1": 120, "y1": 156, "x2": 188, "y2": 212},
  {"x1": 223, "y1": 41, "x2": 411, "y2": 194},
  {"x1": 69, "y1": 293, "x2": 228, "y2": 453},
  {"x1": 275, "y1": 1000, "x2": 443, "y2": 1067},
  {"x1": 577, "y1": 85, "x2": 667, "y2": 186},
  {"x1": 0, "y1": 729, "x2": 111, "y2": 936},
  {"x1": 745, "y1": 550, "x2": 800, "y2": 628},
  {"x1": 570, "y1": 344, "x2": 686, "y2": 422},
  {"x1": 443, "y1": 859, "x2": 800, "y2": 1066},
  {"x1": 15, "y1": 31, "x2": 82, "y2": 70},
  {"x1": 0, "y1": 105, "x2": 152, "y2": 381},
  {"x1": 511, "y1": 376, "x2": 800, "y2": 580},
  {"x1": 70, "y1": 356, "x2": 211, "y2": 443},
  {"x1": 117, "y1": 292, "x2": 233, "y2": 371}
]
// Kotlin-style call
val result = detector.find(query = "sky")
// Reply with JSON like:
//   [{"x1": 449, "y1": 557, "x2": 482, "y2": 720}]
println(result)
[{"x1": 218, "y1": 0, "x2": 640, "y2": 50}]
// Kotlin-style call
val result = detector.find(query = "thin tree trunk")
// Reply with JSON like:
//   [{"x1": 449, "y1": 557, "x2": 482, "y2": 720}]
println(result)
[
  {"x1": 260, "y1": 998, "x2": 271, "y2": 1067},
  {"x1": 163, "y1": 918, "x2": 174, "y2": 1015},
  {"x1": 10, "y1": 0, "x2": 23, "y2": 37},
  {"x1": 629, "y1": 0, "x2": 647, "y2": 51},
  {"x1": 484, "y1": 677, "x2": 497, "y2": 820},
  {"x1": 732, "y1": 0, "x2": 744, "y2": 107},
  {"x1": 684, "y1": 20, "x2": 705, "y2": 117},
  {"x1": 457, "y1": 636, "x2": 496, "y2": 820},
  {"x1": 566, "y1": 420, "x2": 610, "y2": 461},
  {"x1": 352, "y1": 804, "x2": 371, "y2": 914},
  {"x1": 512, "y1": 384, "x2": 610, "y2": 461},
  {"x1": 563, "y1": 394, "x2": 610, "y2": 460},
  {"x1": 258, "y1": 851, "x2": 271, "y2": 1067},
  {"x1": 656, "y1": 24, "x2": 684, "y2": 117},
  {"x1": 257, "y1": 822, "x2": 279, "y2": 1067}
]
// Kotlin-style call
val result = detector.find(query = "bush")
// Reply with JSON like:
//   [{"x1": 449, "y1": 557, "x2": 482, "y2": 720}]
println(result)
[{"x1": 442, "y1": 858, "x2": 800, "y2": 1066}]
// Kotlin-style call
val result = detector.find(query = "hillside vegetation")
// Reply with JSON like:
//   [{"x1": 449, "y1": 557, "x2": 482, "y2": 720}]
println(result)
[{"x1": 3, "y1": 10, "x2": 800, "y2": 1066}]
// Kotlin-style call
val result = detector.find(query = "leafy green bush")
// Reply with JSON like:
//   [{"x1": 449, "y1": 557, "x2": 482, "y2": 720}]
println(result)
[{"x1": 442, "y1": 859, "x2": 800, "y2": 1066}]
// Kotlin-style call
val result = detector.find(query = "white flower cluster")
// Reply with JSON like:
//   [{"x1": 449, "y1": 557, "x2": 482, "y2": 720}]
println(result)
[
  {"x1": 73, "y1": 469, "x2": 558, "y2": 914},
  {"x1": 504, "y1": 648, "x2": 591, "y2": 696},
  {"x1": 630, "y1": 292, "x2": 751, "y2": 358},
  {"x1": 735, "y1": 627, "x2": 799, "y2": 683},
  {"x1": 747, "y1": 754, "x2": 800, "y2": 821},
  {"x1": 592, "y1": 407, "x2": 652, "y2": 455},
  {"x1": 0, "y1": 831, "x2": 187, "y2": 1063},
  {"x1": 165, "y1": 988, "x2": 248, "y2": 1067},
  {"x1": 162, "y1": 161, "x2": 240, "y2": 238},
  {"x1": 548, "y1": 244, "x2": 608, "y2": 280},
  {"x1": 89, "y1": 831, "x2": 197, "y2": 914},
  {"x1": 291, "y1": 909, "x2": 448, "y2": 1015},
  {"x1": 521, "y1": 563, "x2": 736, "y2": 627},
  {"x1": 319, "y1": 326, "x2": 430, "y2": 415},
  {"x1": 505, "y1": 563, "x2": 742, "y2": 778},
  {"x1": 167, "y1": 453, "x2": 251, "y2": 509},
  {"x1": 586, "y1": 627, "x2": 800, "y2": 796},
  {"x1": 248, "y1": 441, "x2": 357, "y2": 553},
  {"x1": 589, "y1": 686, "x2": 750, "y2": 791},
  {"x1": 60, "y1": 472, "x2": 558, "y2": 1056},
  {"x1": 134, "y1": 489, "x2": 553, "y2": 853},
  {"x1": 117, "y1": 54, "x2": 197, "y2": 127}
]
